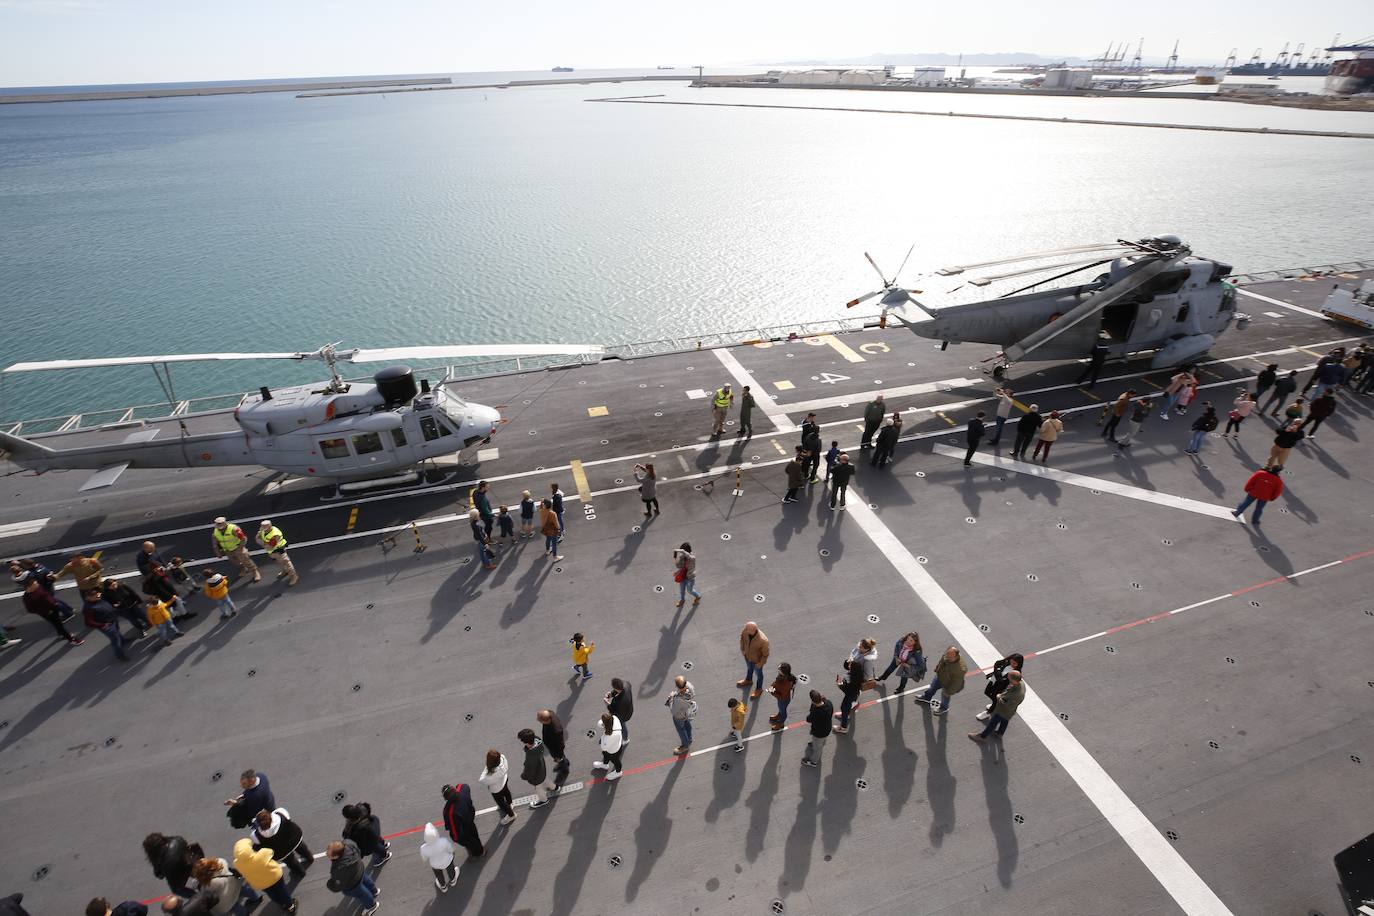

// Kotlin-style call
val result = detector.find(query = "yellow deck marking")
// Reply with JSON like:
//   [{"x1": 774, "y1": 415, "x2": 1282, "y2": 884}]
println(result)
[
  {"x1": 91, "y1": 550, "x2": 103, "y2": 562},
  {"x1": 570, "y1": 459, "x2": 592, "y2": 503},
  {"x1": 771, "y1": 439, "x2": 786, "y2": 454},
  {"x1": 934, "y1": 411, "x2": 956, "y2": 427},
  {"x1": 773, "y1": 380, "x2": 794, "y2": 391},
  {"x1": 1011, "y1": 398, "x2": 1030, "y2": 413},
  {"x1": 1199, "y1": 368, "x2": 1225, "y2": 380},
  {"x1": 1078, "y1": 387, "x2": 1102, "y2": 400},
  {"x1": 1140, "y1": 376, "x2": 1164, "y2": 389},
  {"x1": 587, "y1": 405, "x2": 609, "y2": 417},
  {"x1": 819, "y1": 334, "x2": 865, "y2": 363},
  {"x1": 1296, "y1": 346, "x2": 1323, "y2": 358},
  {"x1": 346, "y1": 507, "x2": 359, "y2": 532}
]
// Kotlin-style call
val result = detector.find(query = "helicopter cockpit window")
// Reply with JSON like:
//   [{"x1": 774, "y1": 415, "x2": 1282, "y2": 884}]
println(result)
[
  {"x1": 351, "y1": 432, "x2": 383, "y2": 455},
  {"x1": 319, "y1": 437, "x2": 349, "y2": 460},
  {"x1": 420, "y1": 416, "x2": 441, "y2": 441},
  {"x1": 390, "y1": 427, "x2": 408, "y2": 447},
  {"x1": 437, "y1": 420, "x2": 455, "y2": 437}
]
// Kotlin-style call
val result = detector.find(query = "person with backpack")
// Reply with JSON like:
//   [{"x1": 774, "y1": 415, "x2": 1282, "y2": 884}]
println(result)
[
  {"x1": 82, "y1": 588, "x2": 128, "y2": 660},
  {"x1": 977, "y1": 653, "x2": 1025, "y2": 722},
  {"x1": 1184, "y1": 403, "x2": 1218, "y2": 455},
  {"x1": 767, "y1": 663, "x2": 797, "y2": 731},
  {"x1": 672, "y1": 543, "x2": 701, "y2": 609},
  {"x1": 341, "y1": 802, "x2": 391, "y2": 868},
  {"x1": 22, "y1": 579, "x2": 83, "y2": 647},
  {"x1": 518, "y1": 729, "x2": 557, "y2": 808},
  {"x1": 876, "y1": 632, "x2": 926, "y2": 694}
]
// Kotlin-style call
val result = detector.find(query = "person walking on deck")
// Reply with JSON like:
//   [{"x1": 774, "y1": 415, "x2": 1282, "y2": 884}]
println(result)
[
  {"x1": 419, "y1": 822, "x2": 458, "y2": 893},
  {"x1": 255, "y1": 520, "x2": 299, "y2": 586},
  {"x1": 1262, "y1": 370, "x2": 1298, "y2": 417},
  {"x1": 83, "y1": 589, "x2": 127, "y2": 660},
  {"x1": 594, "y1": 713, "x2": 626, "y2": 780},
  {"x1": 23, "y1": 579, "x2": 83, "y2": 646},
  {"x1": 1301, "y1": 390, "x2": 1336, "y2": 440},
  {"x1": 861, "y1": 394, "x2": 886, "y2": 449},
  {"x1": 1232, "y1": 465, "x2": 1283, "y2": 528},
  {"x1": 969, "y1": 670, "x2": 1025, "y2": 742},
  {"x1": 200, "y1": 571, "x2": 236, "y2": 620},
  {"x1": 1011, "y1": 404, "x2": 1041, "y2": 459},
  {"x1": 1102, "y1": 389, "x2": 1135, "y2": 442},
  {"x1": 518, "y1": 728, "x2": 556, "y2": 808},
  {"x1": 727, "y1": 697, "x2": 747, "y2": 752},
  {"x1": 1032, "y1": 411, "x2": 1064, "y2": 463},
  {"x1": 872, "y1": 418, "x2": 898, "y2": 467},
  {"x1": 828, "y1": 453, "x2": 854, "y2": 508},
  {"x1": 963, "y1": 412, "x2": 985, "y2": 467},
  {"x1": 1184, "y1": 403, "x2": 1218, "y2": 454},
  {"x1": 570, "y1": 632, "x2": 595, "y2": 681},
  {"x1": 1116, "y1": 398, "x2": 1151, "y2": 448},
  {"x1": 519, "y1": 490, "x2": 536, "y2": 538},
  {"x1": 673, "y1": 543, "x2": 701, "y2": 608}
]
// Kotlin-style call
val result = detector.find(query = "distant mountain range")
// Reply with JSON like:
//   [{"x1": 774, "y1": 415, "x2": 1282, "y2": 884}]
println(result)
[{"x1": 762, "y1": 51, "x2": 1216, "y2": 67}]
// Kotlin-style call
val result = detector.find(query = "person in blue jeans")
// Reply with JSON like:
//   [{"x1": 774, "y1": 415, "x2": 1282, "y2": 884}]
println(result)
[
  {"x1": 1184, "y1": 404, "x2": 1218, "y2": 455},
  {"x1": 326, "y1": 840, "x2": 379, "y2": 913},
  {"x1": 736, "y1": 621, "x2": 769, "y2": 695},
  {"x1": 673, "y1": 544, "x2": 701, "y2": 609},
  {"x1": 915, "y1": 646, "x2": 967, "y2": 716},
  {"x1": 667, "y1": 676, "x2": 695, "y2": 753}
]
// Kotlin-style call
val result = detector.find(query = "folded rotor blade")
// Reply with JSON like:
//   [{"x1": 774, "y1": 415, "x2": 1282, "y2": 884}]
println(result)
[
  {"x1": 893, "y1": 244, "x2": 915, "y2": 284},
  {"x1": 935, "y1": 243, "x2": 1130, "y2": 277},
  {"x1": 345, "y1": 345, "x2": 604, "y2": 363},
  {"x1": 4, "y1": 352, "x2": 304, "y2": 373},
  {"x1": 863, "y1": 252, "x2": 889, "y2": 286},
  {"x1": 967, "y1": 255, "x2": 1120, "y2": 287},
  {"x1": 845, "y1": 291, "x2": 884, "y2": 308}
]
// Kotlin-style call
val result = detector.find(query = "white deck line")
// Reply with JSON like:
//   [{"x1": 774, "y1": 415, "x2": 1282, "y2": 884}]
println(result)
[
  {"x1": 843, "y1": 496, "x2": 1234, "y2": 915},
  {"x1": 1236, "y1": 288, "x2": 1326, "y2": 319},
  {"x1": 712, "y1": 347, "x2": 793, "y2": 432},
  {"x1": 931, "y1": 446, "x2": 1237, "y2": 520},
  {"x1": 0, "y1": 517, "x2": 49, "y2": 540},
  {"x1": 780, "y1": 377, "x2": 982, "y2": 413}
]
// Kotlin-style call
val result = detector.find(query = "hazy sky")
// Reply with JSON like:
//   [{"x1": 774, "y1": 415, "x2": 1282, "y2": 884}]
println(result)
[{"x1": 0, "y1": 0, "x2": 1365, "y2": 86}]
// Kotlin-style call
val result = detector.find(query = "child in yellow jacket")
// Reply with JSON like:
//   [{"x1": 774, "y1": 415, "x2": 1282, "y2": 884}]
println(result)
[
  {"x1": 728, "y1": 697, "x2": 747, "y2": 752},
  {"x1": 145, "y1": 596, "x2": 183, "y2": 646},
  {"x1": 202, "y1": 569, "x2": 237, "y2": 620},
  {"x1": 571, "y1": 632, "x2": 595, "y2": 681}
]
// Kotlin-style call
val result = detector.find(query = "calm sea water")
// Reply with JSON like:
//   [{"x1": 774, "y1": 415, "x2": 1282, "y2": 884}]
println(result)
[{"x1": 2, "y1": 68, "x2": 1372, "y2": 421}]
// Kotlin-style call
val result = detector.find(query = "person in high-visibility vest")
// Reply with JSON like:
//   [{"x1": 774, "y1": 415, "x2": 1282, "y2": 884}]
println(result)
[
  {"x1": 211, "y1": 516, "x2": 261, "y2": 583},
  {"x1": 256, "y1": 520, "x2": 299, "y2": 586},
  {"x1": 710, "y1": 383, "x2": 734, "y2": 436}
]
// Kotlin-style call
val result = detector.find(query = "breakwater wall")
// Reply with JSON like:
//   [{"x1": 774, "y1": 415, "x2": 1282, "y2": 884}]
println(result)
[
  {"x1": 591, "y1": 97, "x2": 1374, "y2": 141},
  {"x1": 0, "y1": 77, "x2": 451, "y2": 105}
]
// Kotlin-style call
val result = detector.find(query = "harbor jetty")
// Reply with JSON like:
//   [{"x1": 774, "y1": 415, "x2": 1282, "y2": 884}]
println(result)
[{"x1": 0, "y1": 76, "x2": 451, "y2": 105}]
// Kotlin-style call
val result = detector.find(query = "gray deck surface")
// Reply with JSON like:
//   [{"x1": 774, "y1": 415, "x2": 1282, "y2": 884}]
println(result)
[{"x1": 0, "y1": 271, "x2": 1371, "y2": 915}]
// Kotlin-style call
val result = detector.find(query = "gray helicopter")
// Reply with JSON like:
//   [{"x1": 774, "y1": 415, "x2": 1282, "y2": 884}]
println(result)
[
  {"x1": 847, "y1": 235, "x2": 1237, "y2": 376},
  {"x1": 0, "y1": 343, "x2": 602, "y2": 491}
]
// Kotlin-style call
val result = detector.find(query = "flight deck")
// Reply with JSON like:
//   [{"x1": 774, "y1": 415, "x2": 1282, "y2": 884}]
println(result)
[{"x1": 0, "y1": 268, "x2": 1371, "y2": 915}]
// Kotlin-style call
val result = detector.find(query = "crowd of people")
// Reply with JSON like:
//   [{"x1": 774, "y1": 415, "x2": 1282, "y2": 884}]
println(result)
[{"x1": 1, "y1": 342, "x2": 1368, "y2": 912}]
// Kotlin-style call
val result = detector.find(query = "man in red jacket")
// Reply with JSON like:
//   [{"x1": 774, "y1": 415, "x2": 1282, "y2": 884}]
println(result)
[{"x1": 1232, "y1": 466, "x2": 1283, "y2": 527}]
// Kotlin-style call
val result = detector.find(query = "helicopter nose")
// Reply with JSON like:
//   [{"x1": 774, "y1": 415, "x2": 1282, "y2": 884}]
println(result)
[{"x1": 476, "y1": 404, "x2": 502, "y2": 437}]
